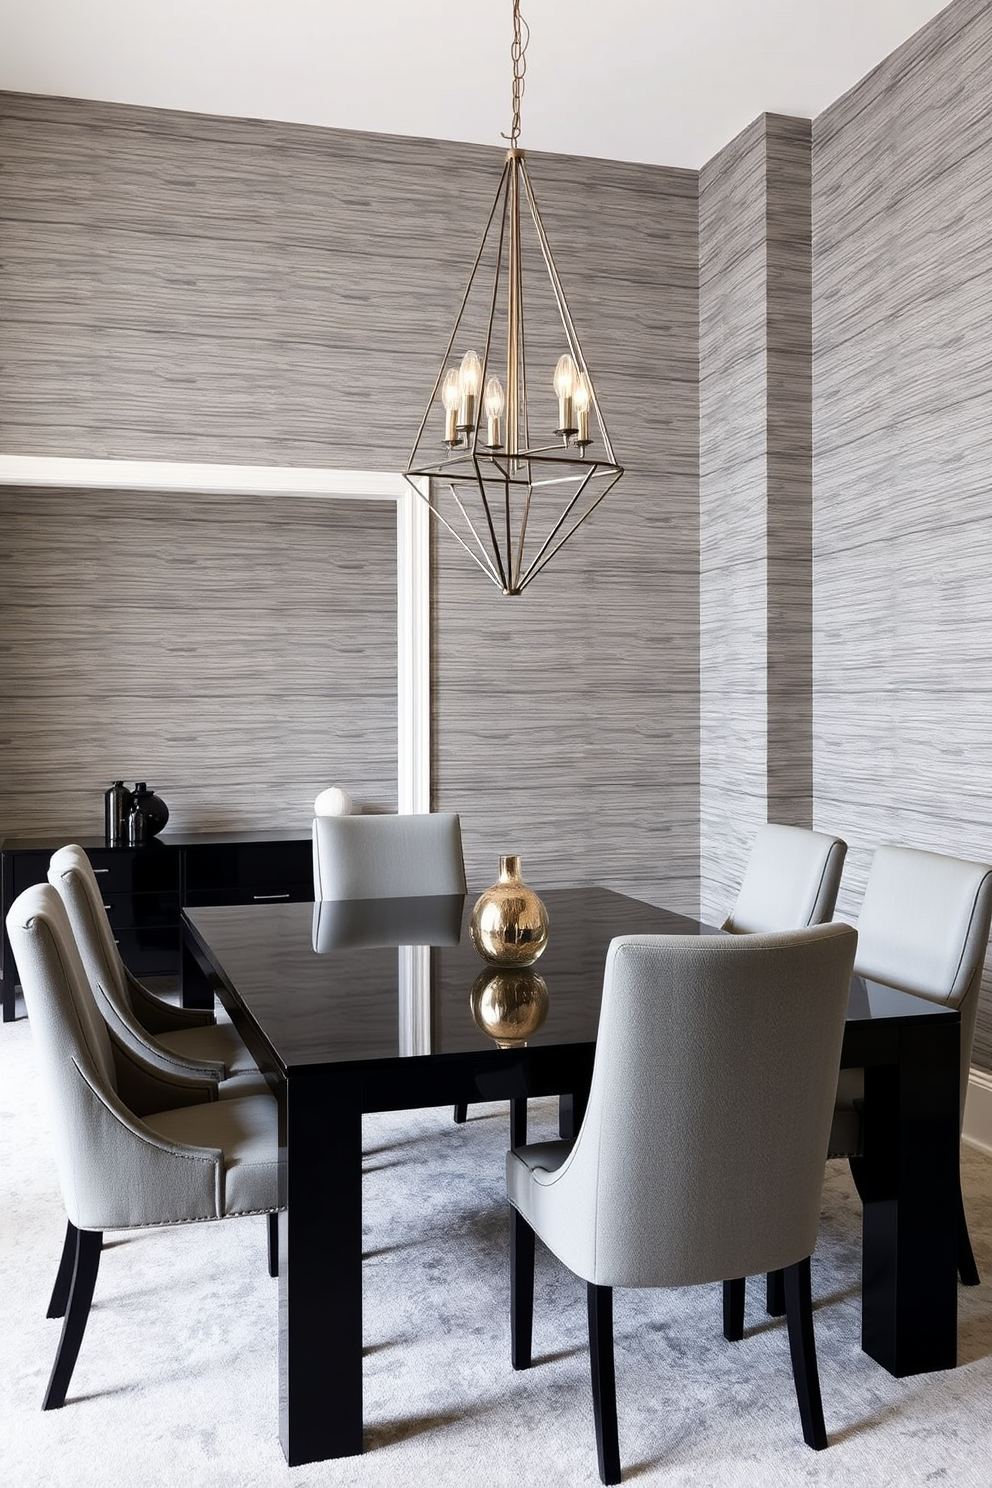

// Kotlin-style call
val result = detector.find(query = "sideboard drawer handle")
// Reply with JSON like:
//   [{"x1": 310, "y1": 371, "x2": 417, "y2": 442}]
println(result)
[
  {"x1": 253, "y1": 892, "x2": 290, "y2": 901},
  {"x1": 103, "y1": 903, "x2": 113, "y2": 911},
  {"x1": 93, "y1": 867, "x2": 110, "y2": 875}
]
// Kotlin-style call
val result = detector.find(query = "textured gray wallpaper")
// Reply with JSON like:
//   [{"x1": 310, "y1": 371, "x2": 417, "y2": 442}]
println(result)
[
  {"x1": 0, "y1": 487, "x2": 397, "y2": 836},
  {"x1": 0, "y1": 92, "x2": 700, "y2": 908},
  {"x1": 812, "y1": 0, "x2": 992, "y2": 1066},
  {"x1": 699, "y1": 114, "x2": 814, "y2": 926}
]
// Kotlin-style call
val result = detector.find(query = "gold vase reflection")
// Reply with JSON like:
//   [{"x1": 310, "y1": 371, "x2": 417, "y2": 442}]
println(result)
[
  {"x1": 470, "y1": 854, "x2": 549, "y2": 966},
  {"x1": 470, "y1": 967, "x2": 550, "y2": 1049}
]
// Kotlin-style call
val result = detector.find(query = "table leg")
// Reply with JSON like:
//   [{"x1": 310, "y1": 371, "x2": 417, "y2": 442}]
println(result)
[
  {"x1": 858, "y1": 1017, "x2": 960, "y2": 1376},
  {"x1": 280, "y1": 1071, "x2": 364, "y2": 1464},
  {"x1": 180, "y1": 930, "x2": 216, "y2": 1010}
]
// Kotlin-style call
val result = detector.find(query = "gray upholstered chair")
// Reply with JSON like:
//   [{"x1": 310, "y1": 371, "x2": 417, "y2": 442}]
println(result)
[
  {"x1": 311, "y1": 812, "x2": 470, "y2": 1122},
  {"x1": 723, "y1": 823, "x2": 847, "y2": 934},
  {"x1": 507, "y1": 923, "x2": 858, "y2": 1484},
  {"x1": 311, "y1": 810, "x2": 467, "y2": 901},
  {"x1": 48, "y1": 845, "x2": 263, "y2": 1091},
  {"x1": 829, "y1": 845, "x2": 992, "y2": 1286},
  {"x1": 5, "y1": 883, "x2": 281, "y2": 1411}
]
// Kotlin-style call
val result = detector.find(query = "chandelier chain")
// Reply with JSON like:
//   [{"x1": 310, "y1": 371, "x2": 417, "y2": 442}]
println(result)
[{"x1": 501, "y1": 1, "x2": 529, "y2": 145}]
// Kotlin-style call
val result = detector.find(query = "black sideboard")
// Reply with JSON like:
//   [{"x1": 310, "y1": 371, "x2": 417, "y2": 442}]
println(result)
[{"x1": 1, "y1": 830, "x2": 313, "y2": 1022}]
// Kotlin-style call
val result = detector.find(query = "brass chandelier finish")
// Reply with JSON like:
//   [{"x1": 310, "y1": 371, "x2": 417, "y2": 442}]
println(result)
[{"x1": 404, "y1": 2, "x2": 623, "y2": 596}]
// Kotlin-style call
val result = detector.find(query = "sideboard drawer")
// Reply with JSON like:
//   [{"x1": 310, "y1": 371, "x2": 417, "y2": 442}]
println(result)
[
  {"x1": 183, "y1": 840, "x2": 312, "y2": 899},
  {"x1": 82, "y1": 847, "x2": 180, "y2": 895},
  {"x1": 184, "y1": 883, "x2": 313, "y2": 908},
  {"x1": 102, "y1": 891, "x2": 182, "y2": 931},
  {"x1": 114, "y1": 927, "x2": 182, "y2": 976},
  {"x1": 12, "y1": 851, "x2": 52, "y2": 897}
]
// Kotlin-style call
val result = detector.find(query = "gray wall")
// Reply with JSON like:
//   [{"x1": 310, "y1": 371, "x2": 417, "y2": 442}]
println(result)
[
  {"x1": 699, "y1": 113, "x2": 814, "y2": 925},
  {"x1": 812, "y1": 0, "x2": 992, "y2": 1065},
  {"x1": 0, "y1": 486, "x2": 396, "y2": 835},
  {"x1": 0, "y1": 92, "x2": 700, "y2": 907}
]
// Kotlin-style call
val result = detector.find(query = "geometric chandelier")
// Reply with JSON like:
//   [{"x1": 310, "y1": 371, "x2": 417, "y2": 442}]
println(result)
[{"x1": 404, "y1": 1, "x2": 623, "y2": 596}]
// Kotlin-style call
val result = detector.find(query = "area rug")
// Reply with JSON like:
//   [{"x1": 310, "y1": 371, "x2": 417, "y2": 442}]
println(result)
[{"x1": 3, "y1": 1012, "x2": 992, "y2": 1487}]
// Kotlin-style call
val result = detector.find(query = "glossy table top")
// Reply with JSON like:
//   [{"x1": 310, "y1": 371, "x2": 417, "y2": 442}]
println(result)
[{"x1": 183, "y1": 887, "x2": 957, "y2": 1075}]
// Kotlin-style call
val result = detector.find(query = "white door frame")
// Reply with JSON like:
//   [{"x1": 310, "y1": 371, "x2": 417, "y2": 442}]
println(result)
[{"x1": 0, "y1": 454, "x2": 431, "y2": 815}]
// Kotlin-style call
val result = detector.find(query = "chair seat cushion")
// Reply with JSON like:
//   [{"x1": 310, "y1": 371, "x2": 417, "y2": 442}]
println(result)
[
  {"x1": 144, "y1": 1093, "x2": 279, "y2": 1216},
  {"x1": 156, "y1": 1022, "x2": 260, "y2": 1076}
]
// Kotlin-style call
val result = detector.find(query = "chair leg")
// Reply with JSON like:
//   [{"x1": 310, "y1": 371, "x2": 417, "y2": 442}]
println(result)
[
  {"x1": 267, "y1": 1211, "x2": 279, "y2": 1278},
  {"x1": 587, "y1": 1283, "x2": 621, "y2": 1486},
  {"x1": 766, "y1": 1267, "x2": 786, "y2": 1317},
  {"x1": 723, "y1": 1277, "x2": 745, "y2": 1341},
  {"x1": 452, "y1": 1103, "x2": 468, "y2": 1124},
  {"x1": 47, "y1": 1219, "x2": 80, "y2": 1320},
  {"x1": 510, "y1": 1208, "x2": 535, "y2": 1370},
  {"x1": 958, "y1": 1183, "x2": 980, "y2": 1286},
  {"x1": 783, "y1": 1256, "x2": 827, "y2": 1450},
  {"x1": 43, "y1": 1227, "x2": 103, "y2": 1410}
]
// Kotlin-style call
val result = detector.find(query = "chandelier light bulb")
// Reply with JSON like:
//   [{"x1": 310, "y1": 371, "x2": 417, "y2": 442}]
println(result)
[
  {"x1": 553, "y1": 353, "x2": 578, "y2": 436},
  {"x1": 484, "y1": 376, "x2": 506, "y2": 447},
  {"x1": 574, "y1": 371, "x2": 592, "y2": 446},
  {"x1": 457, "y1": 349, "x2": 483, "y2": 432},
  {"x1": 441, "y1": 367, "x2": 462, "y2": 445}
]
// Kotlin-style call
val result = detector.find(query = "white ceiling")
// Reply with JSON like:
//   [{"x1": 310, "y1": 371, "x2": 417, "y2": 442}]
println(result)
[{"x1": 0, "y1": 0, "x2": 953, "y2": 170}]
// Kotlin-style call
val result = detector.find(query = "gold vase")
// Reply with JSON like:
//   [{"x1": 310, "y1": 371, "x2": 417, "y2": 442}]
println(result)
[
  {"x1": 470, "y1": 967, "x2": 550, "y2": 1048},
  {"x1": 470, "y1": 854, "x2": 549, "y2": 966}
]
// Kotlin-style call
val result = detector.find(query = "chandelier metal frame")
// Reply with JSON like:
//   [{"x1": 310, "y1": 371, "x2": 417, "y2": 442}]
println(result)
[{"x1": 403, "y1": 3, "x2": 623, "y2": 596}]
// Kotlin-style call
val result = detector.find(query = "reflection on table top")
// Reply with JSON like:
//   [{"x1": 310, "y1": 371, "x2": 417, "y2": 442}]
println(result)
[{"x1": 182, "y1": 888, "x2": 957, "y2": 1074}]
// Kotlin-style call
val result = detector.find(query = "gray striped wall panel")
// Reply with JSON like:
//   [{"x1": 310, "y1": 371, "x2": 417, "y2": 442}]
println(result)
[
  {"x1": 0, "y1": 487, "x2": 397, "y2": 836},
  {"x1": 0, "y1": 92, "x2": 701, "y2": 913},
  {"x1": 699, "y1": 116, "x2": 770, "y2": 924},
  {"x1": 699, "y1": 114, "x2": 814, "y2": 925},
  {"x1": 812, "y1": 0, "x2": 992, "y2": 1068}
]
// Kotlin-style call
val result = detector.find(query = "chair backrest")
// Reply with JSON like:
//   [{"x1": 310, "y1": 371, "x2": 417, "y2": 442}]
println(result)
[
  {"x1": 48, "y1": 843, "x2": 138, "y2": 1030},
  {"x1": 854, "y1": 845, "x2": 992, "y2": 1117},
  {"x1": 723, "y1": 823, "x2": 847, "y2": 934},
  {"x1": 5, "y1": 883, "x2": 122, "y2": 1221},
  {"x1": 312, "y1": 812, "x2": 467, "y2": 900},
  {"x1": 533, "y1": 924, "x2": 857, "y2": 1289}
]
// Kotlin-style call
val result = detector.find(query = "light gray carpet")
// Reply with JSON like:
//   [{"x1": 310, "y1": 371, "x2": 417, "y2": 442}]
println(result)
[{"x1": 3, "y1": 1010, "x2": 992, "y2": 1487}]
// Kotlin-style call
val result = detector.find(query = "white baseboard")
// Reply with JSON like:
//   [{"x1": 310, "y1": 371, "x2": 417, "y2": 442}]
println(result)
[{"x1": 964, "y1": 1068, "x2": 992, "y2": 1155}]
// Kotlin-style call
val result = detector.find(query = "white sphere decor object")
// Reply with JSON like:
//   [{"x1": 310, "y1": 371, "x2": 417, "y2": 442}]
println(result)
[{"x1": 313, "y1": 786, "x2": 355, "y2": 817}]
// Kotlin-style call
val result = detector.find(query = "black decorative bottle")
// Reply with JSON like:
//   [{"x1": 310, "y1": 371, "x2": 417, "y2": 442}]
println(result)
[
  {"x1": 129, "y1": 783, "x2": 170, "y2": 841},
  {"x1": 104, "y1": 781, "x2": 132, "y2": 846}
]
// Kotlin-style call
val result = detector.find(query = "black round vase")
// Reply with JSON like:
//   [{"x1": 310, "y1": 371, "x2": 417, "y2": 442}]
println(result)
[{"x1": 131, "y1": 783, "x2": 169, "y2": 837}]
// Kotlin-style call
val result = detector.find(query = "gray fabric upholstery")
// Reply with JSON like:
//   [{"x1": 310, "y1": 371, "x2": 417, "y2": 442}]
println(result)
[
  {"x1": 507, "y1": 924, "x2": 857, "y2": 1288},
  {"x1": 311, "y1": 812, "x2": 467, "y2": 901},
  {"x1": 48, "y1": 844, "x2": 263, "y2": 1090},
  {"x1": 723, "y1": 824, "x2": 847, "y2": 935},
  {"x1": 5, "y1": 883, "x2": 279, "y2": 1231},
  {"x1": 830, "y1": 845, "x2": 992, "y2": 1153}
]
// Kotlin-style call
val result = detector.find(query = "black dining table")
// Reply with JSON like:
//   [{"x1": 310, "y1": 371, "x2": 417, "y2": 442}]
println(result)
[{"x1": 181, "y1": 887, "x2": 961, "y2": 1468}]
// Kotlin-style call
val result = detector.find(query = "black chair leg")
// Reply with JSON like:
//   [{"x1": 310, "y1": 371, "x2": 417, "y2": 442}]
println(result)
[
  {"x1": 723, "y1": 1277, "x2": 745, "y2": 1341},
  {"x1": 783, "y1": 1256, "x2": 827, "y2": 1450},
  {"x1": 47, "y1": 1219, "x2": 80, "y2": 1320},
  {"x1": 43, "y1": 1227, "x2": 103, "y2": 1410},
  {"x1": 958, "y1": 1182, "x2": 980, "y2": 1286},
  {"x1": 452, "y1": 1103, "x2": 468, "y2": 1124},
  {"x1": 766, "y1": 1267, "x2": 786, "y2": 1317},
  {"x1": 267, "y1": 1211, "x2": 279, "y2": 1278},
  {"x1": 510, "y1": 1208, "x2": 535, "y2": 1370},
  {"x1": 587, "y1": 1283, "x2": 621, "y2": 1486}
]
